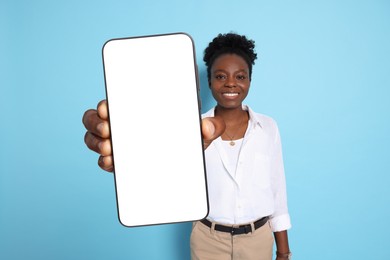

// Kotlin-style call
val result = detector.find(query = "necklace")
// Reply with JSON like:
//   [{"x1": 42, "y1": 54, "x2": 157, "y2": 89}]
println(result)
[{"x1": 224, "y1": 114, "x2": 245, "y2": 146}]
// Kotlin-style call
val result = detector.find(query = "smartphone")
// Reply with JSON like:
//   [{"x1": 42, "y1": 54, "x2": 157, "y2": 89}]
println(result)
[{"x1": 102, "y1": 33, "x2": 208, "y2": 227}]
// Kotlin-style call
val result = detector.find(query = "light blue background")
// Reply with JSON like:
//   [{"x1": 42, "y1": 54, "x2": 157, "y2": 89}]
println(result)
[{"x1": 1, "y1": 0, "x2": 389, "y2": 259}]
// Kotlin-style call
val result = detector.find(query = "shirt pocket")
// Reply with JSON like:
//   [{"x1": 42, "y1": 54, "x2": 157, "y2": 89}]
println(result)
[{"x1": 252, "y1": 154, "x2": 271, "y2": 189}]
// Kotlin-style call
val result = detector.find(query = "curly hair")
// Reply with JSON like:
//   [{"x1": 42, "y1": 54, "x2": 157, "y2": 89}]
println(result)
[{"x1": 203, "y1": 33, "x2": 257, "y2": 82}]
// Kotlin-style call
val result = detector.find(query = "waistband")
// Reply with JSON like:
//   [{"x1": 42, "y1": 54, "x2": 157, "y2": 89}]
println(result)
[{"x1": 200, "y1": 217, "x2": 269, "y2": 236}]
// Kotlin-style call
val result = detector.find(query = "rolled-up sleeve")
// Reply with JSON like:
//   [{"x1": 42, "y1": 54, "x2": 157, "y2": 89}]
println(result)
[{"x1": 269, "y1": 122, "x2": 292, "y2": 232}]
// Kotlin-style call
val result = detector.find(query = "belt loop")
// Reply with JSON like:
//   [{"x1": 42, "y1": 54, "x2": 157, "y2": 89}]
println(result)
[
  {"x1": 210, "y1": 221, "x2": 216, "y2": 234},
  {"x1": 250, "y1": 222, "x2": 255, "y2": 234}
]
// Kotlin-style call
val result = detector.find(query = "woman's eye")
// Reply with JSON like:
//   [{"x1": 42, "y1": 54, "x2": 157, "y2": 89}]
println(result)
[
  {"x1": 236, "y1": 75, "x2": 246, "y2": 80},
  {"x1": 215, "y1": 75, "x2": 226, "y2": 80}
]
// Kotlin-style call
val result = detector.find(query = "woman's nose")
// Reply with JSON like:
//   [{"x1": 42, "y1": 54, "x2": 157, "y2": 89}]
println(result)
[{"x1": 224, "y1": 76, "x2": 236, "y2": 87}]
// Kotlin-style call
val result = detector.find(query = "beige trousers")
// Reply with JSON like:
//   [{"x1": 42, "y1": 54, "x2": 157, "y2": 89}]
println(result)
[{"x1": 190, "y1": 220, "x2": 274, "y2": 260}]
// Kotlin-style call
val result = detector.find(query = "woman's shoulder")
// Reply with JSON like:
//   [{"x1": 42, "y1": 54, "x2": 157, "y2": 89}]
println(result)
[{"x1": 245, "y1": 106, "x2": 279, "y2": 128}]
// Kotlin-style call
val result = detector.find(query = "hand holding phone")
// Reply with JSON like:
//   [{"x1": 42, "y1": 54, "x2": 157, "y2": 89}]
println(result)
[{"x1": 102, "y1": 33, "x2": 208, "y2": 227}]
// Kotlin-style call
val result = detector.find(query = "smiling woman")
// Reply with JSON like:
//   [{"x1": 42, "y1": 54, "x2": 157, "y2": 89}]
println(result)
[{"x1": 190, "y1": 33, "x2": 292, "y2": 260}]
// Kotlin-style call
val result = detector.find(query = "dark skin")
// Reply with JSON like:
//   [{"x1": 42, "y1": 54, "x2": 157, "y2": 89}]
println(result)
[
  {"x1": 82, "y1": 53, "x2": 290, "y2": 259},
  {"x1": 210, "y1": 54, "x2": 290, "y2": 259}
]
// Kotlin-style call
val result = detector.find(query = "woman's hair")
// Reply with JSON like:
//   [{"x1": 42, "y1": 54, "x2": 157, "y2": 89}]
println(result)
[{"x1": 203, "y1": 33, "x2": 257, "y2": 82}]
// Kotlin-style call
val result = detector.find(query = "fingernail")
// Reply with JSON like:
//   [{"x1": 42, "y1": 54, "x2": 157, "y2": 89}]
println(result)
[{"x1": 206, "y1": 121, "x2": 215, "y2": 136}]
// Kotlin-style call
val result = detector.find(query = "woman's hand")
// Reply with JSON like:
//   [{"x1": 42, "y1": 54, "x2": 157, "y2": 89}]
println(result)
[
  {"x1": 83, "y1": 100, "x2": 225, "y2": 172},
  {"x1": 83, "y1": 100, "x2": 113, "y2": 172}
]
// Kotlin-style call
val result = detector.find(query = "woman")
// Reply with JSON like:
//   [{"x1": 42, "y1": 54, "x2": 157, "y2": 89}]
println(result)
[
  {"x1": 83, "y1": 33, "x2": 292, "y2": 260},
  {"x1": 190, "y1": 33, "x2": 291, "y2": 260}
]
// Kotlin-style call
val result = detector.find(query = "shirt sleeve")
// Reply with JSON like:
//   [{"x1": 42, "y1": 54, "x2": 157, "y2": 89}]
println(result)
[{"x1": 269, "y1": 121, "x2": 292, "y2": 232}]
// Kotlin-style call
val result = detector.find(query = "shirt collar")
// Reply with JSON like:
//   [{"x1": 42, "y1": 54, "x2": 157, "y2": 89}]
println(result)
[{"x1": 242, "y1": 104, "x2": 263, "y2": 129}]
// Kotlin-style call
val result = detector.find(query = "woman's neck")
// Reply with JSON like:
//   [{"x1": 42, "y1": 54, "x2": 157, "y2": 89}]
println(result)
[
  {"x1": 215, "y1": 105, "x2": 249, "y2": 142},
  {"x1": 215, "y1": 105, "x2": 247, "y2": 125}
]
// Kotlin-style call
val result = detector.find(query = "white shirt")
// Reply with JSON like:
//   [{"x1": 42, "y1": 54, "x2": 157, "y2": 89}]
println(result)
[
  {"x1": 202, "y1": 105, "x2": 291, "y2": 232},
  {"x1": 221, "y1": 138, "x2": 243, "y2": 178}
]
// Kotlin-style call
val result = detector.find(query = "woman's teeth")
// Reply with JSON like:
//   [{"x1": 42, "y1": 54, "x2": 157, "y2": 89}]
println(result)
[{"x1": 223, "y1": 93, "x2": 238, "y2": 97}]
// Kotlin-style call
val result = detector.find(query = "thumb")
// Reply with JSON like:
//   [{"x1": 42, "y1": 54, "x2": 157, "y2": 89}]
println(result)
[
  {"x1": 202, "y1": 116, "x2": 225, "y2": 150},
  {"x1": 97, "y1": 99, "x2": 109, "y2": 120}
]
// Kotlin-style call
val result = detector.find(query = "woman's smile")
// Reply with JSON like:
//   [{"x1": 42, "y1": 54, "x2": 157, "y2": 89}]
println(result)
[
  {"x1": 222, "y1": 91, "x2": 240, "y2": 99},
  {"x1": 210, "y1": 53, "x2": 251, "y2": 110}
]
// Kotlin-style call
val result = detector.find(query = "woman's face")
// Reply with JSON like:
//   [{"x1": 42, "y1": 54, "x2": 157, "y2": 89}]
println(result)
[{"x1": 209, "y1": 53, "x2": 251, "y2": 110}]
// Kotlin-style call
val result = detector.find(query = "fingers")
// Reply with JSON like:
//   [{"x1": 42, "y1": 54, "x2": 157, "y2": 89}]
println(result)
[
  {"x1": 202, "y1": 116, "x2": 226, "y2": 150},
  {"x1": 83, "y1": 99, "x2": 113, "y2": 173},
  {"x1": 84, "y1": 131, "x2": 112, "y2": 156},
  {"x1": 98, "y1": 155, "x2": 114, "y2": 172},
  {"x1": 82, "y1": 102, "x2": 110, "y2": 139}
]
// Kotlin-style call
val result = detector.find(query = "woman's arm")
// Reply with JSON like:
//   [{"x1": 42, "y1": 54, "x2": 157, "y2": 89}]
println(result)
[{"x1": 274, "y1": 230, "x2": 291, "y2": 259}]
